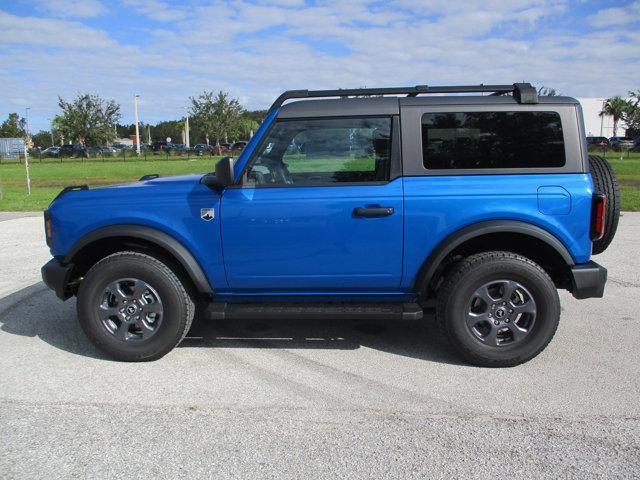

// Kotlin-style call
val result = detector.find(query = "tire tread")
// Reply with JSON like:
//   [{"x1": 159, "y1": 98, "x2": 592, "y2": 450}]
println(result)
[
  {"x1": 589, "y1": 154, "x2": 620, "y2": 254},
  {"x1": 435, "y1": 250, "x2": 559, "y2": 367},
  {"x1": 78, "y1": 251, "x2": 194, "y2": 361}
]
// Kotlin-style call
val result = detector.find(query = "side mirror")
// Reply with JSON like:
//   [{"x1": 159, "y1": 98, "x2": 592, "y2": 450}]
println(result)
[{"x1": 201, "y1": 156, "x2": 234, "y2": 191}]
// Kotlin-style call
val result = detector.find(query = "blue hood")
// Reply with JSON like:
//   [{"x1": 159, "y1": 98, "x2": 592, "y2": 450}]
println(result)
[{"x1": 46, "y1": 172, "x2": 220, "y2": 263}]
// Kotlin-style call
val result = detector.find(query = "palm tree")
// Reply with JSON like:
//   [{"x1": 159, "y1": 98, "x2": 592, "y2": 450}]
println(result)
[
  {"x1": 626, "y1": 90, "x2": 640, "y2": 138},
  {"x1": 537, "y1": 86, "x2": 559, "y2": 96},
  {"x1": 600, "y1": 96, "x2": 632, "y2": 137}
]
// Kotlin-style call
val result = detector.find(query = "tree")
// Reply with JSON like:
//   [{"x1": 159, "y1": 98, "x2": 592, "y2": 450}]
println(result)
[
  {"x1": 116, "y1": 123, "x2": 136, "y2": 138},
  {"x1": 625, "y1": 90, "x2": 640, "y2": 138},
  {"x1": 51, "y1": 115, "x2": 66, "y2": 145},
  {"x1": 537, "y1": 86, "x2": 560, "y2": 96},
  {"x1": 190, "y1": 91, "x2": 245, "y2": 145},
  {"x1": 600, "y1": 96, "x2": 633, "y2": 137},
  {"x1": 57, "y1": 93, "x2": 121, "y2": 146},
  {"x1": 232, "y1": 117, "x2": 259, "y2": 140},
  {"x1": 32, "y1": 131, "x2": 53, "y2": 148},
  {"x1": 243, "y1": 110, "x2": 267, "y2": 124},
  {"x1": 151, "y1": 120, "x2": 182, "y2": 144},
  {"x1": 0, "y1": 113, "x2": 26, "y2": 138}
]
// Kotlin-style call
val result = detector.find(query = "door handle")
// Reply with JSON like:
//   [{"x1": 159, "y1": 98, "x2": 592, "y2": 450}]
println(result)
[{"x1": 353, "y1": 207, "x2": 394, "y2": 217}]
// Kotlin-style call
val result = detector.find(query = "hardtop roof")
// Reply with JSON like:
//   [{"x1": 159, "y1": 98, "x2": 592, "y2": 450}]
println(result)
[{"x1": 278, "y1": 95, "x2": 580, "y2": 119}]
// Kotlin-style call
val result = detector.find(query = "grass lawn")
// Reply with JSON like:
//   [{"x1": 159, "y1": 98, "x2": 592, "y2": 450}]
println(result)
[
  {"x1": 0, "y1": 151, "x2": 639, "y2": 211},
  {"x1": 0, "y1": 157, "x2": 220, "y2": 211},
  {"x1": 600, "y1": 151, "x2": 640, "y2": 211}
]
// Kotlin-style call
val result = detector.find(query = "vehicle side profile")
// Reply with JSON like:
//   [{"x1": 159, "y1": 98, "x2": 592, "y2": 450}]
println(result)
[{"x1": 41, "y1": 83, "x2": 620, "y2": 366}]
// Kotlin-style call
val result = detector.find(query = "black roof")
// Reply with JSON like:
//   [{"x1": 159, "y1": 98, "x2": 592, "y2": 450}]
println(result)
[
  {"x1": 278, "y1": 95, "x2": 580, "y2": 119},
  {"x1": 272, "y1": 83, "x2": 583, "y2": 118}
]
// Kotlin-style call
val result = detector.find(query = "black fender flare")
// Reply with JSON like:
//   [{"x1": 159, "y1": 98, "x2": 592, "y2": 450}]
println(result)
[
  {"x1": 64, "y1": 224, "x2": 213, "y2": 294},
  {"x1": 413, "y1": 220, "x2": 575, "y2": 293}
]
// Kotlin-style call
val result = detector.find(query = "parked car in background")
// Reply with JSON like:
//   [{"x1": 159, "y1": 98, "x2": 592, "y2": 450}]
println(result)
[
  {"x1": 42, "y1": 146, "x2": 60, "y2": 157},
  {"x1": 211, "y1": 143, "x2": 231, "y2": 156},
  {"x1": 192, "y1": 144, "x2": 212, "y2": 156},
  {"x1": 586, "y1": 136, "x2": 609, "y2": 148},
  {"x1": 58, "y1": 144, "x2": 87, "y2": 157},
  {"x1": 151, "y1": 141, "x2": 173, "y2": 152},
  {"x1": 231, "y1": 141, "x2": 248, "y2": 154},
  {"x1": 100, "y1": 147, "x2": 118, "y2": 155},
  {"x1": 609, "y1": 136, "x2": 634, "y2": 151}
]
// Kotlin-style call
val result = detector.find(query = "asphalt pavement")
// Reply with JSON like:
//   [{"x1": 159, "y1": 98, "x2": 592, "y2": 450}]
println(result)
[{"x1": 0, "y1": 212, "x2": 639, "y2": 479}]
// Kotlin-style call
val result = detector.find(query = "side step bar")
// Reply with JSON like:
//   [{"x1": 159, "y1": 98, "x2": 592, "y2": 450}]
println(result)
[{"x1": 204, "y1": 302, "x2": 423, "y2": 321}]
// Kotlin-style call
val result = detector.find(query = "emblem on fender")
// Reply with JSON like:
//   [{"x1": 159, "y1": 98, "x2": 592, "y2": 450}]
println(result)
[{"x1": 200, "y1": 208, "x2": 214, "y2": 221}]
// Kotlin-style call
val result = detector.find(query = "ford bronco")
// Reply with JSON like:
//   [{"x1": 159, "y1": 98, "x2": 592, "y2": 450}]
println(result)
[{"x1": 41, "y1": 83, "x2": 619, "y2": 366}]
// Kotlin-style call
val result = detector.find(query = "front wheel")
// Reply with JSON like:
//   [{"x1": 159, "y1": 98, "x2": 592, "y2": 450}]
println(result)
[
  {"x1": 436, "y1": 251, "x2": 560, "y2": 367},
  {"x1": 77, "y1": 251, "x2": 194, "y2": 361}
]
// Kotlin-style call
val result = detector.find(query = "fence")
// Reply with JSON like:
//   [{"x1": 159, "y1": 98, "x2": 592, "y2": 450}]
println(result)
[
  {"x1": 0, "y1": 147, "x2": 229, "y2": 164},
  {"x1": 587, "y1": 145, "x2": 635, "y2": 158},
  {"x1": 1, "y1": 145, "x2": 635, "y2": 165},
  {"x1": 0, "y1": 138, "x2": 25, "y2": 159}
]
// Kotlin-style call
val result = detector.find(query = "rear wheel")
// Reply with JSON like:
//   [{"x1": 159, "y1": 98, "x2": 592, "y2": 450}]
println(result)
[
  {"x1": 77, "y1": 251, "x2": 194, "y2": 361},
  {"x1": 436, "y1": 251, "x2": 560, "y2": 367},
  {"x1": 589, "y1": 155, "x2": 620, "y2": 254}
]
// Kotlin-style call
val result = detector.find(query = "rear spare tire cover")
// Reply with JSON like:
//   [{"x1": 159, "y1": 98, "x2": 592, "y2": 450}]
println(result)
[{"x1": 589, "y1": 155, "x2": 620, "y2": 254}]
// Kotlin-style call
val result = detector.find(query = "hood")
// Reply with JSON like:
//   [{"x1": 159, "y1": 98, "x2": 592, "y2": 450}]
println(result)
[
  {"x1": 100, "y1": 173, "x2": 205, "y2": 190},
  {"x1": 48, "y1": 173, "x2": 207, "y2": 209}
]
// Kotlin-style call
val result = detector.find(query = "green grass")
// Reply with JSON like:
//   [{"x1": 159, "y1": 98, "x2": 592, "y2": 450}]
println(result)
[
  {"x1": 0, "y1": 157, "x2": 220, "y2": 211},
  {"x1": 1, "y1": 151, "x2": 639, "y2": 211},
  {"x1": 596, "y1": 151, "x2": 640, "y2": 211}
]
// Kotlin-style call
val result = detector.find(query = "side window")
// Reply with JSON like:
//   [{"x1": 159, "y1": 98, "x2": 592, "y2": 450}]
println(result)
[
  {"x1": 245, "y1": 117, "x2": 392, "y2": 186},
  {"x1": 421, "y1": 111, "x2": 565, "y2": 169}
]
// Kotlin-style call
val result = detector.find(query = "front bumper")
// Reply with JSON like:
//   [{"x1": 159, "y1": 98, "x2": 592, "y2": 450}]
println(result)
[
  {"x1": 570, "y1": 261, "x2": 607, "y2": 299},
  {"x1": 41, "y1": 258, "x2": 74, "y2": 300}
]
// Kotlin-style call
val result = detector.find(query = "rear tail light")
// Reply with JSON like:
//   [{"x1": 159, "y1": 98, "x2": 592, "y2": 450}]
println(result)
[
  {"x1": 590, "y1": 194, "x2": 606, "y2": 241},
  {"x1": 44, "y1": 210, "x2": 53, "y2": 247}
]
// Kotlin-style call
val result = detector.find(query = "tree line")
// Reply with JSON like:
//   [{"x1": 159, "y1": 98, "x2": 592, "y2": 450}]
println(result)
[
  {"x1": 0, "y1": 91, "x2": 266, "y2": 149},
  {"x1": 2, "y1": 88, "x2": 640, "y2": 149}
]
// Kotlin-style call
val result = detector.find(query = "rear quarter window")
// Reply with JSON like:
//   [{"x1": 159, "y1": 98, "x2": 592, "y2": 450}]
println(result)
[{"x1": 421, "y1": 111, "x2": 565, "y2": 169}]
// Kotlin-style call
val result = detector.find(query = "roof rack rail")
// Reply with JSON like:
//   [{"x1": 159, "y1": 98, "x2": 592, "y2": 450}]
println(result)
[{"x1": 267, "y1": 83, "x2": 538, "y2": 113}]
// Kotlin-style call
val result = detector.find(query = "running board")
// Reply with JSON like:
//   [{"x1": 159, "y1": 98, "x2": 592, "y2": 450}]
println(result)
[{"x1": 203, "y1": 302, "x2": 423, "y2": 321}]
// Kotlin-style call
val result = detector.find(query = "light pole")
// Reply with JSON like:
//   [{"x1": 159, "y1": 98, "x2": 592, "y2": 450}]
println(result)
[
  {"x1": 24, "y1": 107, "x2": 31, "y2": 195},
  {"x1": 134, "y1": 94, "x2": 141, "y2": 155},
  {"x1": 183, "y1": 106, "x2": 190, "y2": 149}
]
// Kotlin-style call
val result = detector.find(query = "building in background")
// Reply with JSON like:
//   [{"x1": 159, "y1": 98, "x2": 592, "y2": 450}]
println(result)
[
  {"x1": 115, "y1": 137, "x2": 133, "y2": 146},
  {"x1": 0, "y1": 138, "x2": 25, "y2": 159},
  {"x1": 577, "y1": 98, "x2": 629, "y2": 138}
]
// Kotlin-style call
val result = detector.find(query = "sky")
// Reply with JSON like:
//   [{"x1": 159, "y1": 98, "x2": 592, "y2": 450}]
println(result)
[{"x1": 1, "y1": 0, "x2": 639, "y2": 133}]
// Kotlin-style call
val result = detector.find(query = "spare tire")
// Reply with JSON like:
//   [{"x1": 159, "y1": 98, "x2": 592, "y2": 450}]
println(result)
[{"x1": 589, "y1": 155, "x2": 620, "y2": 254}]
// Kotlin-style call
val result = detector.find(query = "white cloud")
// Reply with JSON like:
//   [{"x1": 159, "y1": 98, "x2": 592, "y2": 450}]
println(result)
[
  {"x1": 34, "y1": 0, "x2": 107, "y2": 18},
  {"x1": 586, "y1": 2, "x2": 640, "y2": 28},
  {"x1": 0, "y1": 11, "x2": 115, "y2": 48},
  {"x1": 121, "y1": 0, "x2": 188, "y2": 21},
  {"x1": 1, "y1": 0, "x2": 639, "y2": 132}
]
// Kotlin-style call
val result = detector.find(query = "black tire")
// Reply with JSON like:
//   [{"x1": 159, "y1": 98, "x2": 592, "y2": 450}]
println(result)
[
  {"x1": 436, "y1": 251, "x2": 560, "y2": 368},
  {"x1": 589, "y1": 155, "x2": 620, "y2": 254},
  {"x1": 77, "y1": 251, "x2": 194, "y2": 361}
]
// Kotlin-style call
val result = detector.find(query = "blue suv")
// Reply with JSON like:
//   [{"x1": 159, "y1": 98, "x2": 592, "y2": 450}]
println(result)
[{"x1": 41, "y1": 83, "x2": 619, "y2": 366}]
